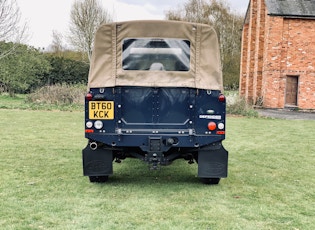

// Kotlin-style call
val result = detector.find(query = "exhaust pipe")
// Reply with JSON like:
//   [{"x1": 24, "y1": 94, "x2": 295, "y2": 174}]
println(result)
[{"x1": 90, "y1": 142, "x2": 98, "y2": 150}]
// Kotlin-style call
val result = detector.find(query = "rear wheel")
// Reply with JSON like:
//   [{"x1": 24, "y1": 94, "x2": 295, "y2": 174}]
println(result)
[
  {"x1": 200, "y1": 178, "x2": 220, "y2": 185},
  {"x1": 89, "y1": 176, "x2": 109, "y2": 183}
]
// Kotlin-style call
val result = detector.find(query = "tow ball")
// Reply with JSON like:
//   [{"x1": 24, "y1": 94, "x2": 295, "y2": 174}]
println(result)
[{"x1": 145, "y1": 152, "x2": 164, "y2": 170}]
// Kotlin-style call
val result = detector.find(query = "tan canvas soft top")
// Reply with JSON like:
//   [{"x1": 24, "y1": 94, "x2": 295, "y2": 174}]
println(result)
[{"x1": 88, "y1": 20, "x2": 223, "y2": 91}]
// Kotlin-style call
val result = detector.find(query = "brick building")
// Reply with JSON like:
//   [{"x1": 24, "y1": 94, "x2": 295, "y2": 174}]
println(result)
[{"x1": 240, "y1": 0, "x2": 315, "y2": 109}]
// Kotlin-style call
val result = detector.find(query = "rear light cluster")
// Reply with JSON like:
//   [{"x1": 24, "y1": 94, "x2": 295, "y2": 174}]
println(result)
[
  {"x1": 85, "y1": 93, "x2": 93, "y2": 133},
  {"x1": 85, "y1": 92, "x2": 108, "y2": 133},
  {"x1": 207, "y1": 122, "x2": 225, "y2": 131},
  {"x1": 205, "y1": 94, "x2": 226, "y2": 135},
  {"x1": 207, "y1": 121, "x2": 225, "y2": 135},
  {"x1": 94, "y1": 120, "x2": 103, "y2": 129},
  {"x1": 85, "y1": 120, "x2": 104, "y2": 133}
]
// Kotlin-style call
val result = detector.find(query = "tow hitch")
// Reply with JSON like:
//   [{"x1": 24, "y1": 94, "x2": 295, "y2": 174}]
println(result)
[
  {"x1": 145, "y1": 152, "x2": 165, "y2": 170},
  {"x1": 145, "y1": 137, "x2": 164, "y2": 170}
]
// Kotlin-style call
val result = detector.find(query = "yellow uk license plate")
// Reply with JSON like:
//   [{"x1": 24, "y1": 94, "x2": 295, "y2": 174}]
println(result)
[{"x1": 89, "y1": 101, "x2": 114, "y2": 120}]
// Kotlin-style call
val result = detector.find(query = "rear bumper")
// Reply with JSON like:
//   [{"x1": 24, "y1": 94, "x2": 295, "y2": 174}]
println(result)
[{"x1": 86, "y1": 132, "x2": 225, "y2": 151}]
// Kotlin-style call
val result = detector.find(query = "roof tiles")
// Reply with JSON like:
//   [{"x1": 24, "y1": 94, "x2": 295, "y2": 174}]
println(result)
[{"x1": 265, "y1": 0, "x2": 315, "y2": 17}]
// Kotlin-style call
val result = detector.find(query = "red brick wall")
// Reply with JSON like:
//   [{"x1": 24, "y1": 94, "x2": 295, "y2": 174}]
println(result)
[
  {"x1": 240, "y1": 23, "x2": 248, "y2": 96},
  {"x1": 240, "y1": 0, "x2": 258, "y2": 103},
  {"x1": 261, "y1": 16, "x2": 285, "y2": 108},
  {"x1": 240, "y1": 0, "x2": 315, "y2": 109}
]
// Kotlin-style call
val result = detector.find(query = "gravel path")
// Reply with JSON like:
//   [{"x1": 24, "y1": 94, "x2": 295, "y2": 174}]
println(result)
[{"x1": 257, "y1": 109, "x2": 315, "y2": 120}]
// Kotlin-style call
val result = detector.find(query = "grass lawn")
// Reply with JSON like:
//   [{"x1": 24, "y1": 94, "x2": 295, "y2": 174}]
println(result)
[{"x1": 0, "y1": 108, "x2": 314, "y2": 229}]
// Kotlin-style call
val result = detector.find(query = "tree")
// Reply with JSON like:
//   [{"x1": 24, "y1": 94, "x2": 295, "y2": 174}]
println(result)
[
  {"x1": 0, "y1": 0, "x2": 28, "y2": 59},
  {"x1": 68, "y1": 0, "x2": 112, "y2": 61},
  {"x1": 165, "y1": 0, "x2": 244, "y2": 90}
]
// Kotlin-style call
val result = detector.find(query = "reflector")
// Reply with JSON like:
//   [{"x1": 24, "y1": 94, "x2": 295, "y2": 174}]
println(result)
[{"x1": 216, "y1": 131, "x2": 225, "y2": 135}]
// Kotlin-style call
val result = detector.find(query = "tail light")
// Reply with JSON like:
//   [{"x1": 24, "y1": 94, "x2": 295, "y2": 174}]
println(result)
[
  {"x1": 218, "y1": 94, "x2": 225, "y2": 102},
  {"x1": 86, "y1": 93, "x2": 93, "y2": 101},
  {"x1": 208, "y1": 122, "x2": 216, "y2": 131}
]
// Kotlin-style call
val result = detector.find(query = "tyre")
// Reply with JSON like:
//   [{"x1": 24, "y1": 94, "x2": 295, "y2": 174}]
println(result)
[
  {"x1": 200, "y1": 178, "x2": 220, "y2": 185},
  {"x1": 89, "y1": 176, "x2": 109, "y2": 183}
]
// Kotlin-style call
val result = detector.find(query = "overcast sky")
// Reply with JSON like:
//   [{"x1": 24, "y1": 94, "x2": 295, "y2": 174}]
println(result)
[{"x1": 16, "y1": 0, "x2": 249, "y2": 48}]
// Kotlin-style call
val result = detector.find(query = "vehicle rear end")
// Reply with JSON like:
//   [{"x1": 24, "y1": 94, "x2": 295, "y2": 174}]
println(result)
[{"x1": 82, "y1": 20, "x2": 228, "y2": 184}]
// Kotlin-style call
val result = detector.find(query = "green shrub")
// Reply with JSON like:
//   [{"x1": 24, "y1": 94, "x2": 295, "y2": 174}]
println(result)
[
  {"x1": 43, "y1": 55, "x2": 89, "y2": 86},
  {"x1": 0, "y1": 42, "x2": 51, "y2": 96}
]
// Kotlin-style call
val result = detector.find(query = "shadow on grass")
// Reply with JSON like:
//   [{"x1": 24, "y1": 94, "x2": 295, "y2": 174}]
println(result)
[{"x1": 90, "y1": 159, "x2": 215, "y2": 187}]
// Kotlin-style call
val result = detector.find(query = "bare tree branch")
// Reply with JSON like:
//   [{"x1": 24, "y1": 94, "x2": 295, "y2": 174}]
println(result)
[
  {"x1": 0, "y1": 0, "x2": 28, "y2": 42},
  {"x1": 50, "y1": 30, "x2": 64, "y2": 56},
  {"x1": 68, "y1": 0, "x2": 112, "y2": 61},
  {"x1": 0, "y1": 0, "x2": 29, "y2": 60},
  {"x1": 0, "y1": 0, "x2": 19, "y2": 40}
]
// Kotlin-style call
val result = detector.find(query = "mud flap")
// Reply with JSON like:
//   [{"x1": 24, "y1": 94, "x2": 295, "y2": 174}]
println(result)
[
  {"x1": 82, "y1": 145, "x2": 113, "y2": 176},
  {"x1": 198, "y1": 142, "x2": 228, "y2": 178}
]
